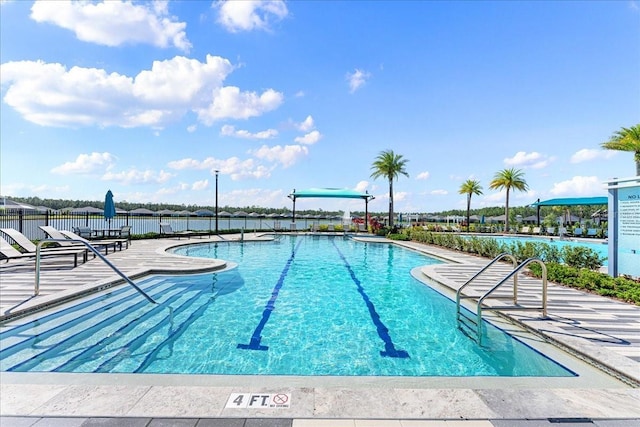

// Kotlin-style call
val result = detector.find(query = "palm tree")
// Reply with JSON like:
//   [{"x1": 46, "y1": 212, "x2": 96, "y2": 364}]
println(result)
[
  {"x1": 458, "y1": 179, "x2": 483, "y2": 232},
  {"x1": 370, "y1": 150, "x2": 409, "y2": 228},
  {"x1": 601, "y1": 124, "x2": 640, "y2": 176},
  {"x1": 489, "y1": 168, "x2": 529, "y2": 233}
]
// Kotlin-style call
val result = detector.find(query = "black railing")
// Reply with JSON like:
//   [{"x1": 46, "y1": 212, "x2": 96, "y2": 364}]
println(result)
[{"x1": 0, "y1": 210, "x2": 328, "y2": 240}]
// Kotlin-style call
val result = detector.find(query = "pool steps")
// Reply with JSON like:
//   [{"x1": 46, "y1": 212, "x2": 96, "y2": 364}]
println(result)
[{"x1": 0, "y1": 277, "x2": 213, "y2": 373}]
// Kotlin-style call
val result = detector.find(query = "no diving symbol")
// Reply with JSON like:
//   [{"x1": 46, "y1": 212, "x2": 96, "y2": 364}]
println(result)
[{"x1": 272, "y1": 394, "x2": 288, "y2": 405}]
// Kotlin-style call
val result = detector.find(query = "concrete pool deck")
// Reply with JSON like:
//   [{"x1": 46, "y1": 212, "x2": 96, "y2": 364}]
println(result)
[{"x1": 0, "y1": 233, "x2": 639, "y2": 425}]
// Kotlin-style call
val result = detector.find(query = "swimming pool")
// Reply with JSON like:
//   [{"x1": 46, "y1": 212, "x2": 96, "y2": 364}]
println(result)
[{"x1": 0, "y1": 235, "x2": 574, "y2": 377}]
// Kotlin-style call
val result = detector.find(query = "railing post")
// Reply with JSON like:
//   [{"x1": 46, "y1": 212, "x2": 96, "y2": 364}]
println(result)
[{"x1": 18, "y1": 209, "x2": 24, "y2": 233}]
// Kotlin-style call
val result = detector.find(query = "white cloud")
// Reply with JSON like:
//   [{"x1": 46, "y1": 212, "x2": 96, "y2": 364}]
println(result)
[
  {"x1": 191, "y1": 179, "x2": 209, "y2": 191},
  {"x1": 296, "y1": 115, "x2": 314, "y2": 132},
  {"x1": 167, "y1": 157, "x2": 216, "y2": 171},
  {"x1": 346, "y1": 69, "x2": 370, "y2": 93},
  {"x1": 394, "y1": 191, "x2": 409, "y2": 202},
  {"x1": 196, "y1": 86, "x2": 283, "y2": 125},
  {"x1": 430, "y1": 189, "x2": 448, "y2": 195},
  {"x1": 51, "y1": 152, "x2": 116, "y2": 175},
  {"x1": 504, "y1": 151, "x2": 554, "y2": 169},
  {"x1": 221, "y1": 124, "x2": 278, "y2": 139},
  {"x1": 30, "y1": 0, "x2": 191, "y2": 51},
  {"x1": 102, "y1": 169, "x2": 174, "y2": 185},
  {"x1": 250, "y1": 144, "x2": 308, "y2": 168},
  {"x1": 1, "y1": 55, "x2": 282, "y2": 128},
  {"x1": 354, "y1": 180, "x2": 370, "y2": 193},
  {"x1": 215, "y1": 0, "x2": 288, "y2": 32},
  {"x1": 187, "y1": 124, "x2": 197, "y2": 133},
  {"x1": 167, "y1": 156, "x2": 273, "y2": 181},
  {"x1": 570, "y1": 148, "x2": 617, "y2": 163},
  {"x1": 549, "y1": 176, "x2": 603, "y2": 196},
  {"x1": 294, "y1": 130, "x2": 322, "y2": 145},
  {"x1": 416, "y1": 171, "x2": 430, "y2": 180}
]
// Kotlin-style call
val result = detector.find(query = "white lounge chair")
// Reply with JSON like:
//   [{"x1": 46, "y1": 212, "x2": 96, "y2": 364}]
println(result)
[{"x1": 0, "y1": 228, "x2": 86, "y2": 267}]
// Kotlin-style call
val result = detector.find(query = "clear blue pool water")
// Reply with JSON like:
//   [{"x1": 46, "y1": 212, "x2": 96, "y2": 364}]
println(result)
[{"x1": 0, "y1": 235, "x2": 574, "y2": 377}]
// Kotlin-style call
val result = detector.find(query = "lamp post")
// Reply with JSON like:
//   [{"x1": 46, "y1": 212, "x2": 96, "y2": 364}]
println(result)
[{"x1": 215, "y1": 170, "x2": 219, "y2": 234}]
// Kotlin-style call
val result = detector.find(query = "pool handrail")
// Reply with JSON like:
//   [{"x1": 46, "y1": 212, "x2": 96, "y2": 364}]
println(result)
[
  {"x1": 455, "y1": 252, "x2": 518, "y2": 318},
  {"x1": 35, "y1": 238, "x2": 157, "y2": 304},
  {"x1": 475, "y1": 257, "x2": 548, "y2": 344}
]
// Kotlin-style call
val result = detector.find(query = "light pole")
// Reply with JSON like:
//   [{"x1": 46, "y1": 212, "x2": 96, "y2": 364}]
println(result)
[{"x1": 215, "y1": 170, "x2": 219, "y2": 234}]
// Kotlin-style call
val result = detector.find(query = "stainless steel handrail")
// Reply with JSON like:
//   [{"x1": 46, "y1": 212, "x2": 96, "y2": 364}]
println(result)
[
  {"x1": 455, "y1": 252, "x2": 517, "y2": 324},
  {"x1": 475, "y1": 258, "x2": 547, "y2": 344},
  {"x1": 35, "y1": 238, "x2": 157, "y2": 304}
]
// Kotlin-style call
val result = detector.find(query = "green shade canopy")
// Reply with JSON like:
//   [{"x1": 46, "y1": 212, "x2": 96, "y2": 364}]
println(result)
[
  {"x1": 288, "y1": 188, "x2": 374, "y2": 200},
  {"x1": 531, "y1": 197, "x2": 607, "y2": 207}
]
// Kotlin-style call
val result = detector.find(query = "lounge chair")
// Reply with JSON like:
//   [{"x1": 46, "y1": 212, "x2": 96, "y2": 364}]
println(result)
[
  {"x1": 0, "y1": 229, "x2": 86, "y2": 267},
  {"x1": 521, "y1": 226, "x2": 531, "y2": 234},
  {"x1": 545, "y1": 227, "x2": 555, "y2": 236},
  {"x1": 118, "y1": 225, "x2": 132, "y2": 242},
  {"x1": 72, "y1": 226, "x2": 96, "y2": 239},
  {"x1": 58, "y1": 229, "x2": 126, "y2": 254},
  {"x1": 0, "y1": 236, "x2": 84, "y2": 265},
  {"x1": 571, "y1": 227, "x2": 584, "y2": 237},
  {"x1": 327, "y1": 224, "x2": 335, "y2": 232},
  {"x1": 40, "y1": 225, "x2": 95, "y2": 250},
  {"x1": 532, "y1": 227, "x2": 541, "y2": 234},
  {"x1": 159, "y1": 223, "x2": 198, "y2": 239},
  {"x1": 586, "y1": 228, "x2": 598, "y2": 238}
]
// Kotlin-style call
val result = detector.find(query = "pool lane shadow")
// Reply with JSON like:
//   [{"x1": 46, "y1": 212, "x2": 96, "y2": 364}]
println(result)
[{"x1": 237, "y1": 240, "x2": 303, "y2": 351}]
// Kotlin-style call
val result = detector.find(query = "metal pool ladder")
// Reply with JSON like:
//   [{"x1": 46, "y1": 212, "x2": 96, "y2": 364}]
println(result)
[
  {"x1": 35, "y1": 238, "x2": 157, "y2": 304},
  {"x1": 455, "y1": 253, "x2": 548, "y2": 345}
]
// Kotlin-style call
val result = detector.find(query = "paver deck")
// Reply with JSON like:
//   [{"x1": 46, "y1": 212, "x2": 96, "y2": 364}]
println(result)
[{"x1": 1, "y1": 234, "x2": 638, "y2": 425}]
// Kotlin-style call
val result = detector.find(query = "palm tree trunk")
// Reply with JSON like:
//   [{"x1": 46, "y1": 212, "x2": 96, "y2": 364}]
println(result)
[
  {"x1": 635, "y1": 156, "x2": 640, "y2": 176},
  {"x1": 388, "y1": 178, "x2": 394, "y2": 228},
  {"x1": 504, "y1": 189, "x2": 510, "y2": 233},
  {"x1": 466, "y1": 194, "x2": 471, "y2": 232}
]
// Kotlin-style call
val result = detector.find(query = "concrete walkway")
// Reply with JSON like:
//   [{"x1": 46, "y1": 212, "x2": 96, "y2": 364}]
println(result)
[{"x1": 1, "y1": 234, "x2": 639, "y2": 425}]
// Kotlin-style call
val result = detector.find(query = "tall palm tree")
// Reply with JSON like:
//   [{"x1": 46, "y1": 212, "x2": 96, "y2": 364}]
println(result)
[
  {"x1": 458, "y1": 179, "x2": 483, "y2": 232},
  {"x1": 370, "y1": 150, "x2": 409, "y2": 228},
  {"x1": 601, "y1": 124, "x2": 640, "y2": 176},
  {"x1": 489, "y1": 168, "x2": 529, "y2": 233}
]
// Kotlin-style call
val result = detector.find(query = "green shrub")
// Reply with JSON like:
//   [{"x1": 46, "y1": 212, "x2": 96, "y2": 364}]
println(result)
[
  {"x1": 528, "y1": 263, "x2": 639, "y2": 305},
  {"x1": 387, "y1": 233, "x2": 410, "y2": 241},
  {"x1": 561, "y1": 246, "x2": 605, "y2": 270}
]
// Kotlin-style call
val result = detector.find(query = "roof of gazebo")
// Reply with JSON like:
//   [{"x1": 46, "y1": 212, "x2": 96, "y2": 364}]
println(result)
[{"x1": 288, "y1": 188, "x2": 374, "y2": 200}]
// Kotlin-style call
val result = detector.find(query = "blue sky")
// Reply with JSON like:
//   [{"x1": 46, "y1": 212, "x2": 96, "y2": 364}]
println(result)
[{"x1": 1, "y1": 1, "x2": 639, "y2": 214}]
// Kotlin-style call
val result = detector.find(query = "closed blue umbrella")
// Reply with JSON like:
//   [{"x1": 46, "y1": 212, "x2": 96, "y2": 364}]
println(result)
[{"x1": 104, "y1": 190, "x2": 116, "y2": 226}]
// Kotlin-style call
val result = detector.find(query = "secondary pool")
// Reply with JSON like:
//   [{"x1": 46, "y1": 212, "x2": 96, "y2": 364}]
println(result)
[
  {"x1": 0, "y1": 235, "x2": 575, "y2": 377},
  {"x1": 469, "y1": 235, "x2": 608, "y2": 266}
]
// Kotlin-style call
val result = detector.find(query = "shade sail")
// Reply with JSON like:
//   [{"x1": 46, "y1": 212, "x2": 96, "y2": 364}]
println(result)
[
  {"x1": 531, "y1": 197, "x2": 607, "y2": 207},
  {"x1": 289, "y1": 188, "x2": 374, "y2": 200}
]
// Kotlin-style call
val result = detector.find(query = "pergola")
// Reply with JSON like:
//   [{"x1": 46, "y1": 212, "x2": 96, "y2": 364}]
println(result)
[
  {"x1": 530, "y1": 196, "x2": 607, "y2": 225},
  {"x1": 287, "y1": 188, "x2": 375, "y2": 225}
]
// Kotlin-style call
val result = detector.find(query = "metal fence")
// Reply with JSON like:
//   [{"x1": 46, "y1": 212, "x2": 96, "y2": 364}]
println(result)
[{"x1": 0, "y1": 210, "x2": 336, "y2": 241}]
